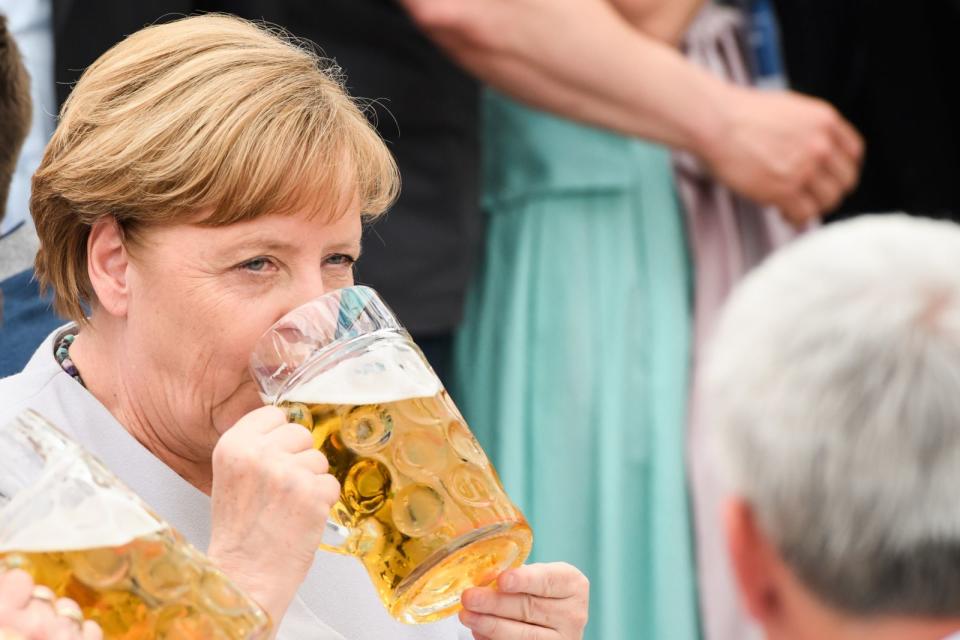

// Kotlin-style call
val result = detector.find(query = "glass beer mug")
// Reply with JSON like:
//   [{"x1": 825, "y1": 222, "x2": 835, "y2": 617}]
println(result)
[
  {"x1": 250, "y1": 286, "x2": 533, "y2": 623},
  {"x1": 0, "y1": 410, "x2": 271, "y2": 640}
]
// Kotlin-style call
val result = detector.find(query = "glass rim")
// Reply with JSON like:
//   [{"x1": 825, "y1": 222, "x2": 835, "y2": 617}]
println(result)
[{"x1": 248, "y1": 285, "x2": 407, "y2": 404}]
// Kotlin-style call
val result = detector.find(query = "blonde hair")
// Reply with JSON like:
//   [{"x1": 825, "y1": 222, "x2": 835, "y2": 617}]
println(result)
[{"x1": 32, "y1": 13, "x2": 399, "y2": 322}]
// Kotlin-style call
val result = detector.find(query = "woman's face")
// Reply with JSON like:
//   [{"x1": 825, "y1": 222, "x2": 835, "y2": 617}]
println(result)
[{"x1": 122, "y1": 206, "x2": 362, "y2": 448}]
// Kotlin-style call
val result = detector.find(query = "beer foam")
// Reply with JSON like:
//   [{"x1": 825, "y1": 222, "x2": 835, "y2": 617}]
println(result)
[
  {"x1": 282, "y1": 340, "x2": 442, "y2": 405},
  {"x1": 0, "y1": 478, "x2": 166, "y2": 553}
]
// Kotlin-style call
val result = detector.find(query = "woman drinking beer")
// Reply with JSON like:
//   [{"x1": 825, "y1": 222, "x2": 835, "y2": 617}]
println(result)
[{"x1": 0, "y1": 15, "x2": 589, "y2": 640}]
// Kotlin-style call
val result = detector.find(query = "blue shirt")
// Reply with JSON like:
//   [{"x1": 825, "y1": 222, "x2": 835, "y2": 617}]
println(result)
[{"x1": 0, "y1": 268, "x2": 62, "y2": 377}]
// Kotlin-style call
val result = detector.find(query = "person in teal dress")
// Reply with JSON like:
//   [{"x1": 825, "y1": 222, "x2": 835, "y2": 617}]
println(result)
[{"x1": 454, "y1": 93, "x2": 698, "y2": 640}]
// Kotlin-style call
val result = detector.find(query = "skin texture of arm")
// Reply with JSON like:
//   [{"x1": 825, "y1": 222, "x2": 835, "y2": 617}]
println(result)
[
  {"x1": 399, "y1": 0, "x2": 864, "y2": 224},
  {"x1": 610, "y1": 0, "x2": 706, "y2": 43}
]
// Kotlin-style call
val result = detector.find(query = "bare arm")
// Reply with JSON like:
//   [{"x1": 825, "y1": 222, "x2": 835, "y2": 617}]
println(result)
[
  {"x1": 610, "y1": 0, "x2": 706, "y2": 43},
  {"x1": 400, "y1": 0, "x2": 863, "y2": 224},
  {"x1": 400, "y1": 0, "x2": 720, "y2": 152},
  {"x1": 399, "y1": 0, "x2": 863, "y2": 223}
]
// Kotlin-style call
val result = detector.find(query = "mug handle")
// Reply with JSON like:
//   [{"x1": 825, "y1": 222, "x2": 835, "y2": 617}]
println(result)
[{"x1": 281, "y1": 403, "x2": 358, "y2": 554}]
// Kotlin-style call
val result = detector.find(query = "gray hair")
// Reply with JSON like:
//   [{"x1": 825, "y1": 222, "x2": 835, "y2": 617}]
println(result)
[{"x1": 706, "y1": 214, "x2": 960, "y2": 616}]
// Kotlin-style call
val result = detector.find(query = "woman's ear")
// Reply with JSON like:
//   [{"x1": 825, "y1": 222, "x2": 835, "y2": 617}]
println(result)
[{"x1": 87, "y1": 218, "x2": 130, "y2": 318}]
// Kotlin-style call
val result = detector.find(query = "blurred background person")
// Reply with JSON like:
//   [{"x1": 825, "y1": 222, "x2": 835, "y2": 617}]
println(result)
[
  {"x1": 0, "y1": 2, "x2": 62, "y2": 374},
  {"x1": 0, "y1": 0, "x2": 54, "y2": 261},
  {"x1": 0, "y1": 11, "x2": 33, "y2": 280},
  {"x1": 691, "y1": 7, "x2": 960, "y2": 631},
  {"x1": 707, "y1": 215, "x2": 960, "y2": 640},
  {"x1": 453, "y1": 4, "x2": 708, "y2": 638}
]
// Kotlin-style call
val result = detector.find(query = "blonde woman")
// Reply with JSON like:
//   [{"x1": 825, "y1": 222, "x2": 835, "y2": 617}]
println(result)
[{"x1": 0, "y1": 15, "x2": 589, "y2": 640}]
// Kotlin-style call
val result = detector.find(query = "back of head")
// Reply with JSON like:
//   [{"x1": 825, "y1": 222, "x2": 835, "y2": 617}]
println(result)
[
  {"x1": 0, "y1": 14, "x2": 32, "y2": 225},
  {"x1": 707, "y1": 215, "x2": 960, "y2": 617}
]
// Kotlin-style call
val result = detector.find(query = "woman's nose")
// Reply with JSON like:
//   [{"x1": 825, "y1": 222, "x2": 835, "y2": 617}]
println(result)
[{"x1": 289, "y1": 271, "x2": 329, "y2": 310}]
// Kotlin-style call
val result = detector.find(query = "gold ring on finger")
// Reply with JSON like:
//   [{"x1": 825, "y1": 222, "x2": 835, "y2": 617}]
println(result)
[
  {"x1": 55, "y1": 603, "x2": 85, "y2": 628},
  {"x1": 30, "y1": 585, "x2": 57, "y2": 606}
]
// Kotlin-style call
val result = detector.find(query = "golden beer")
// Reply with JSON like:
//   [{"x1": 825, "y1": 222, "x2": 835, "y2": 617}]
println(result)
[
  {"x1": 279, "y1": 345, "x2": 532, "y2": 624},
  {"x1": 1, "y1": 528, "x2": 270, "y2": 640},
  {"x1": 0, "y1": 411, "x2": 271, "y2": 640}
]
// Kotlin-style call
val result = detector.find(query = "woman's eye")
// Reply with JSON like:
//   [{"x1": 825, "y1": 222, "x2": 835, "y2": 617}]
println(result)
[
  {"x1": 238, "y1": 257, "x2": 275, "y2": 273},
  {"x1": 325, "y1": 254, "x2": 357, "y2": 267}
]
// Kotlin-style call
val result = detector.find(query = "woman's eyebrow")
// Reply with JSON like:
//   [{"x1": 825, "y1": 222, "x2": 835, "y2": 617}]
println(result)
[
  {"x1": 218, "y1": 237, "x2": 301, "y2": 258},
  {"x1": 326, "y1": 241, "x2": 363, "y2": 255}
]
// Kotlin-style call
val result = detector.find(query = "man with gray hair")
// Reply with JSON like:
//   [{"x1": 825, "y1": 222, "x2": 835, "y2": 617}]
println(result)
[{"x1": 706, "y1": 215, "x2": 960, "y2": 640}]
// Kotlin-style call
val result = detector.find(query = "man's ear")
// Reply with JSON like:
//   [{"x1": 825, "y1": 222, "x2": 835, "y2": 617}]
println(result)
[{"x1": 725, "y1": 497, "x2": 785, "y2": 626}]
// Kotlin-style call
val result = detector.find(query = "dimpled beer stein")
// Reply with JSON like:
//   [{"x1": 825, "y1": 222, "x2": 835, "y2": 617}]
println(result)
[
  {"x1": 250, "y1": 286, "x2": 533, "y2": 624},
  {"x1": 0, "y1": 410, "x2": 271, "y2": 640}
]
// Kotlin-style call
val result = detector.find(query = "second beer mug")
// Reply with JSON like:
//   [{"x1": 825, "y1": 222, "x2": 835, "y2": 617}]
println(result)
[
  {"x1": 250, "y1": 286, "x2": 532, "y2": 623},
  {"x1": 0, "y1": 411, "x2": 271, "y2": 639}
]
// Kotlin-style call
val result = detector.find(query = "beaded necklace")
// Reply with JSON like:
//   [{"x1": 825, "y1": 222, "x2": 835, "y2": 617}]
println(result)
[{"x1": 54, "y1": 331, "x2": 86, "y2": 387}]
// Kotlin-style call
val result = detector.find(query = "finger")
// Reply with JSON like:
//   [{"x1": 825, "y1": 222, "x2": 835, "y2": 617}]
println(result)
[
  {"x1": 459, "y1": 610, "x2": 556, "y2": 640},
  {"x1": 832, "y1": 116, "x2": 865, "y2": 163},
  {"x1": 471, "y1": 634, "x2": 493, "y2": 640},
  {"x1": 497, "y1": 563, "x2": 584, "y2": 599},
  {"x1": 234, "y1": 406, "x2": 288, "y2": 435},
  {"x1": 265, "y1": 422, "x2": 316, "y2": 453},
  {"x1": 780, "y1": 192, "x2": 821, "y2": 229},
  {"x1": 42, "y1": 612, "x2": 79, "y2": 640},
  {"x1": 53, "y1": 598, "x2": 80, "y2": 617},
  {"x1": 311, "y1": 474, "x2": 342, "y2": 507},
  {"x1": 24, "y1": 585, "x2": 57, "y2": 622},
  {"x1": 293, "y1": 448, "x2": 329, "y2": 475},
  {"x1": 827, "y1": 145, "x2": 860, "y2": 191},
  {"x1": 82, "y1": 620, "x2": 104, "y2": 640},
  {"x1": 19, "y1": 598, "x2": 66, "y2": 639},
  {"x1": 23, "y1": 584, "x2": 59, "y2": 633},
  {"x1": 54, "y1": 598, "x2": 85, "y2": 637},
  {"x1": 806, "y1": 172, "x2": 845, "y2": 213},
  {"x1": 0, "y1": 570, "x2": 34, "y2": 610},
  {"x1": 823, "y1": 145, "x2": 859, "y2": 192},
  {"x1": 30, "y1": 585, "x2": 56, "y2": 604},
  {"x1": 462, "y1": 587, "x2": 560, "y2": 627}
]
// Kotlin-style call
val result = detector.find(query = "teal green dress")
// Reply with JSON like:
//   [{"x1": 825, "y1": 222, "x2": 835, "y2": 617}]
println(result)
[{"x1": 453, "y1": 93, "x2": 700, "y2": 640}]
